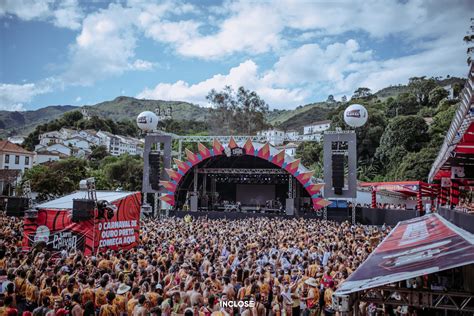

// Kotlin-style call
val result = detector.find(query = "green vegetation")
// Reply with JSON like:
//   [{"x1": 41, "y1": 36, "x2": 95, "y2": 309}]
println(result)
[
  {"x1": 296, "y1": 76, "x2": 464, "y2": 181},
  {"x1": 22, "y1": 154, "x2": 143, "y2": 201}
]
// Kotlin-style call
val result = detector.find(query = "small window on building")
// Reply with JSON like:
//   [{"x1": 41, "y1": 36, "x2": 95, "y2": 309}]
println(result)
[
  {"x1": 15, "y1": 155, "x2": 19, "y2": 164},
  {"x1": 25, "y1": 157, "x2": 30, "y2": 165},
  {"x1": 5, "y1": 166, "x2": 8, "y2": 169},
  {"x1": 4, "y1": 154, "x2": 9, "y2": 164}
]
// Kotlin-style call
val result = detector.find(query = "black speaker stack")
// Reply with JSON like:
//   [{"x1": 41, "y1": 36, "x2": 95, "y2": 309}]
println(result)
[
  {"x1": 6, "y1": 197, "x2": 29, "y2": 217},
  {"x1": 71, "y1": 199, "x2": 95, "y2": 222},
  {"x1": 332, "y1": 154, "x2": 345, "y2": 195},
  {"x1": 149, "y1": 151, "x2": 161, "y2": 190}
]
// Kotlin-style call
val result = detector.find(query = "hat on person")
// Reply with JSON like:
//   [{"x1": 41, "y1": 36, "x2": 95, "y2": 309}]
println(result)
[
  {"x1": 304, "y1": 278, "x2": 319, "y2": 287},
  {"x1": 117, "y1": 284, "x2": 131, "y2": 295},
  {"x1": 155, "y1": 283, "x2": 162, "y2": 290}
]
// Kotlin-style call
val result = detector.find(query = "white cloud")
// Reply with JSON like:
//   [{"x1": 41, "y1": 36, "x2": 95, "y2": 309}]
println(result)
[
  {"x1": 137, "y1": 60, "x2": 308, "y2": 108},
  {"x1": 0, "y1": 0, "x2": 84, "y2": 30},
  {"x1": 75, "y1": 96, "x2": 81, "y2": 102},
  {"x1": 0, "y1": 81, "x2": 53, "y2": 111},
  {"x1": 129, "y1": 59, "x2": 156, "y2": 71},
  {"x1": 62, "y1": 4, "x2": 144, "y2": 85}
]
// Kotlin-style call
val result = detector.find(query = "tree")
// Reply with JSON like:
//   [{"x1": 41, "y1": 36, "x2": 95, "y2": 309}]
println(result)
[
  {"x1": 375, "y1": 115, "x2": 429, "y2": 167},
  {"x1": 428, "y1": 86, "x2": 449, "y2": 107},
  {"x1": 90, "y1": 145, "x2": 109, "y2": 161},
  {"x1": 408, "y1": 76, "x2": 437, "y2": 106},
  {"x1": 206, "y1": 86, "x2": 269, "y2": 135},
  {"x1": 352, "y1": 87, "x2": 372, "y2": 99},
  {"x1": 463, "y1": 18, "x2": 474, "y2": 64},
  {"x1": 391, "y1": 146, "x2": 439, "y2": 181},
  {"x1": 103, "y1": 154, "x2": 143, "y2": 191},
  {"x1": 62, "y1": 111, "x2": 83, "y2": 126},
  {"x1": 386, "y1": 93, "x2": 419, "y2": 117},
  {"x1": 326, "y1": 95, "x2": 335, "y2": 103},
  {"x1": 341, "y1": 95, "x2": 347, "y2": 103},
  {"x1": 22, "y1": 158, "x2": 88, "y2": 201},
  {"x1": 295, "y1": 142, "x2": 323, "y2": 170}
]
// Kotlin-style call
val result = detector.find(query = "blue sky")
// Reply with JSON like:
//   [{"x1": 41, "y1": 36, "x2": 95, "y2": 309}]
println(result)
[{"x1": 0, "y1": 0, "x2": 472, "y2": 111}]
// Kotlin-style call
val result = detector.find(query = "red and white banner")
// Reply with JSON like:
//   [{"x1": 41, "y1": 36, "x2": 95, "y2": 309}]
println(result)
[
  {"x1": 23, "y1": 192, "x2": 141, "y2": 256},
  {"x1": 336, "y1": 213, "x2": 474, "y2": 295}
]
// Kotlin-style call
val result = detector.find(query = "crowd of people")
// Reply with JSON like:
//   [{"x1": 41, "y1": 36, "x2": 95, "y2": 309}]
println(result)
[
  {"x1": 454, "y1": 198, "x2": 474, "y2": 214},
  {"x1": 0, "y1": 214, "x2": 389, "y2": 316}
]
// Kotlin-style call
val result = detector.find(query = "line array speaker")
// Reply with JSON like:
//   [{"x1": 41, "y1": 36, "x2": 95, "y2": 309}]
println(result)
[
  {"x1": 6, "y1": 197, "x2": 29, "y2": 217},
  {"x1": 332, "y1": 154, "x2": 345, "y2": 195},
  {"x1": 72, "y1": 199, "x2": 95, "y2": 222},
  {"x1": 149, "y1": 151, "x2": 161, "y2": 190}
]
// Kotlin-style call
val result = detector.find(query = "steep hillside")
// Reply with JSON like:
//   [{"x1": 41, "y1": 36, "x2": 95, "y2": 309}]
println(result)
[
  {"x1": 0, "y1": 105, "x2": 77, "y2": 138},
  {"x1": 85, "y1": 97, "x2": 209, "y2": 122},
  {"x1": 268, "y1": 102, "x2": 337, "y2": 126},
  {"x1": 276, "y1": 106, "x2": 331, "y2": 132}
]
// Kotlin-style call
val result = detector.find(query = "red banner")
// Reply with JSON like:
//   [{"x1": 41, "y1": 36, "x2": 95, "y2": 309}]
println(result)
[
  {"x1": 23, "y1": 192, "x2": 141, "y2": 256},
  {"x1": 336, "y1": 214, "x2": 474, "y2": 295}
]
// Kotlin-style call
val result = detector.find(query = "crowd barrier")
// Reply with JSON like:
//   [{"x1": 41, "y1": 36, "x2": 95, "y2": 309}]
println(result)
[
  {"x1": 356, "y1": 207, "x2": 418, "y2": 226},
  {"x1": 438, "y1": 207, "x2": 474, "y2": 234}
]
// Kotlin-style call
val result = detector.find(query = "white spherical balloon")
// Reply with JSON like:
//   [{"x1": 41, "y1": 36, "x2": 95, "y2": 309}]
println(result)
[
  {"x1": 344, "y1": 104, "x2": 368, "y2": 127},
  {"x1": 137, "y1": 111, "x2": 159, "y2": 132}
]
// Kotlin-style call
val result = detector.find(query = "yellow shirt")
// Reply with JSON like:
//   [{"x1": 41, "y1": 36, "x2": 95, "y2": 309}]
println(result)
[
  {"x1": 25, "y1": 283, "x2": 38, "y2": 303},
  {"x1": 95, "y1": 287, "x2": 107, "y2": 307},
  {"x1": 127, "y1": 298, "x2": 138, "y2": 316},
  {"x1": 113, "y1": 295, "x2": 127, "y2": 313},
  {"x1": 15, "y1": 277, "x2": 27, "y2": 297}
]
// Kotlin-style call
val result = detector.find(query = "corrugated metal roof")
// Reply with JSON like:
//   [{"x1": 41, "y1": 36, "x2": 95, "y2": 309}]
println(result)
[{"x1": 36, "y1": 191, "x2": 138, "y2": 210}]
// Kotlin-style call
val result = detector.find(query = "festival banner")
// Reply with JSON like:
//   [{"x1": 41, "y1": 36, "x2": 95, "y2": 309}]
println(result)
[
  {"x1": 23, "y1": 192, "x2": 141, "y2": 255},
  {"x1": 336, "y1": 213, "x2": 474, "y2": 295}
]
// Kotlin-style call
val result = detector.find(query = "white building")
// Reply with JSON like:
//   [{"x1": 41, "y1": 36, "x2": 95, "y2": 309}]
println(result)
[
  {"x1": 97, "y1": 131, "x2": 143, "y2": 156},
  {"x1": 78, "y1": 130, "x2": 101, "y2": 145},
  {"x1": 1, "y1": 140, "x2": 34, "y2": 173},
  {"x1": 34, "y1": 151, "x2": 63, "y2": 164},
  {"x1": 285, "y1": 130, "x2": 299, "y2": 140},
  {"x1": 63, "y1": 136, "x2": 91, "y2": 151},
  {"x1": 303, "y1": 120, "x2": 331, "y2": 135},
  {"x1": 1, "y1": 140, "x2": 34, "y2": 193},
  {"x1": 443, "y1": 84, "x2": 455, "y2": 100},
  {"x1": 39, "y1": 131, "x2": 64, "y2": 146},
  {"x1": 40, "y1": 143, "x2": 72, "y2": 157},
  {"x1": 284, "y1": 143, "x2": 299, "y2": 157},
  {"x1": 257, "y1": 129, "x2": 285, "y2": 146},
  {"x1": 59, "y1": 128, "x2": 79, "y2": 140}
]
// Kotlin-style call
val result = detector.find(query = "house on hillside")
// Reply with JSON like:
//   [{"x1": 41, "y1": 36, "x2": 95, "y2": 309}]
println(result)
[
  {"x1": 63, "y1": 136, "x2": 91, "y2": 151},
  {"x1": 34, "y1": 151, "x2": 65, "y2": 164},
  {"x1": 39, "y1": 131, "x2": 64, "y2": 146},
  {"x1": 37, "y1": 143, "x2": 72, "y2": 157},
  {"x1": 59, "y1": 128, "x2": 79, "y2": 140},
  {"x1": 303, "y1": 120, "x2": 331, "y2": 135},
  {"x1": 0, "y1": 140, "x2": 34, "y2": 195},
  {"x1": 285, "y1": 130, "x2": 299, "y2": 140},
  {"x1": 97, "y1": 131, "x2": 143, "y2": 156},
  {"x1": 284, "y1": 143, "x2": 299, "y2": 157},
  {"x1": 78, "y1": 130, "x2": 101, "y2": 145},
  {"x1": 257, "y1": 129, "x2": 285, "y2": 146}
]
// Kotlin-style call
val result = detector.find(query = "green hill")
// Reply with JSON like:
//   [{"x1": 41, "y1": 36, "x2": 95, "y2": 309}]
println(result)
[
  {"x1": 0, "y1": 105, "x2": 78, "y2": 138},
  {"x1": 85, "y1": 96, "x2": 209, "y2": 122}
]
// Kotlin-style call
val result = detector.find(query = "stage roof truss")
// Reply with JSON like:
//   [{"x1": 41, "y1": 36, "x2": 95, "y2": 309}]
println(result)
[
  {"x1": 355, "y1": 286, "x2": 474, "y2": 313},
  {"x1": 429, "y1": 62, "x2": 474, "y2": 181},
  {"x1": 197, "y1": 168, "x2": 287, "y2": 175}
]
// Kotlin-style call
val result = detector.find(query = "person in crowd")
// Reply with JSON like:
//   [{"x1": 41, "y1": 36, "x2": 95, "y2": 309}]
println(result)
[{"x1": 0, "y1": 214, "x2": 390, "y2": 316}]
